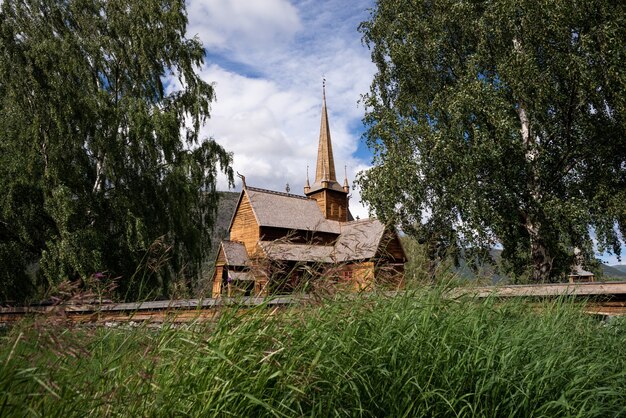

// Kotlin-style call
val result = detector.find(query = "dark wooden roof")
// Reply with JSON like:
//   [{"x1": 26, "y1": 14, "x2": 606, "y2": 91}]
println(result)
[
  {"x1": 569, "y1": 266, "x2": 594, "y2": 277},
  {"x1": 221, "y1": 241, "x2": 249, "y2": 266},
  {"x1": 224, "y1": 185, "x2": 405, "y2": 265},
  {"x1": 244, "y1": 186, "x2": 341, "y2": 234},
  {"x1": 306, "y1": 180, "x2": 346, "y2": 194},
  {"x1": 259, "y1": 242, "x2": 334, "y2": 263},
  {"x1": 257, "y1": 219, "x2": 393, "y2": 263},
  {"x1": 335, "y1": 219, "x2": 386, "y2": 261}
]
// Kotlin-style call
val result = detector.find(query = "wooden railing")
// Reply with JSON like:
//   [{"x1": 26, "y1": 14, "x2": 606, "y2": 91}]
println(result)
[{"x1": 2, "y1": 281, "x2": 626, "y2": 324}]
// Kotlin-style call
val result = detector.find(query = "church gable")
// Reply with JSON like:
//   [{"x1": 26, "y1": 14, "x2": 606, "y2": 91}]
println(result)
[
  {"x1": 375, "y1": 230, "x2": 407, "y2": 262},
  {"x1": 229, "y1": 191, "x2": 260, "y2": 254}
]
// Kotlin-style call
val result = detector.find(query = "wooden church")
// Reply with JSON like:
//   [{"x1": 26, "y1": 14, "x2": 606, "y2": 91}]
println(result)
[{"x1": 212, "y1": 84, "x2": 407, "y2": 297}]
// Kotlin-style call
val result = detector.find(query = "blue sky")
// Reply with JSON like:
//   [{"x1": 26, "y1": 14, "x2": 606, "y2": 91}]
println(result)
[
  {"x1": 173, "y1": 0, "x2": 377, "y2": 220},
  {"x1": 177, "y1": 0, "x2": 624, "y2": 265}
]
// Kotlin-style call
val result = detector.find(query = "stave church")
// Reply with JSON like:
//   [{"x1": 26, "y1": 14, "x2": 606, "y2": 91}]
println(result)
[{"x1": 212, "y1": 84, "x2": 406, "y2": 297}]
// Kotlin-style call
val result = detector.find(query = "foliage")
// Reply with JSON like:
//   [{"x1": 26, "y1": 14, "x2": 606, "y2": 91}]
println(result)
[
  {"x1": 0, "y1": 0, "x2": 233, "y2": 300},
  {"x1": 357, "y1": 0, "x2": 626, "y2": 281},
  {"x1": 1, "y1": 292, "x2": 626, "y2": 416}
]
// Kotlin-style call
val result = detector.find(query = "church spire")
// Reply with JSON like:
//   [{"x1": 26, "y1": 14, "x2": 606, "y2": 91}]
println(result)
[
  {"x1": 305, "y1": 79, "x2": 350, "y2": 221},
  {"x1": 315, "y1": 78, "x2": 337, "y2": 183}
]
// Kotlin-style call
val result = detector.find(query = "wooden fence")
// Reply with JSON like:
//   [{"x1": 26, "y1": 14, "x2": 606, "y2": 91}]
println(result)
[{"x1": 2, "y1": 281, "x2": 626, "y2": 324}]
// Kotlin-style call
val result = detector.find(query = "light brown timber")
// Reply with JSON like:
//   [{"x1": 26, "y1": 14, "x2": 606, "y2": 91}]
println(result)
[{"x1": 229, "y1": 193, "x2": 260, "y2": 254}]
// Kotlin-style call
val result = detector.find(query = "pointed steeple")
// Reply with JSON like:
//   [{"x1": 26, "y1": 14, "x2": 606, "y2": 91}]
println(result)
[
  {"x1": 343, "y1": 165, "x2": 350, "y2": 193},
  {"x1": 305, "y1": 79, "x2": 349, "y2": 221},
  {"x1": 315, "y1": 78, "x2": 337, "y2": 183}
]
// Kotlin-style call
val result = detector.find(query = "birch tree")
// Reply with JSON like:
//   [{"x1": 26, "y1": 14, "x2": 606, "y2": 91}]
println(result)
[
  {"x1": 0, "y1": 0, "x2": 233, "y2": 299},
  {"x1": 358, "y1": 0, "x2": 626, "y2": 281}
]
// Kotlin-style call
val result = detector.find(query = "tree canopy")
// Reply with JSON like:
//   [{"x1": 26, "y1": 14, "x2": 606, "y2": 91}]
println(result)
[
  {"x1": 0, "y1": 0, "x2": 233, "y2": 300},
  {"x1": 358, "y1": 0, "x2": 626, "y2": 281}
]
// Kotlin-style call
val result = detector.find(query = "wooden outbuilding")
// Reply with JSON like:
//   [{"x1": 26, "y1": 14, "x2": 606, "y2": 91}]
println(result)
[
  {"x1": 212, "y1": 83, "x2": 406, "y2": 297},
  {"x1": 568, "y1": 266, "x2": 595, "y2": 283}
]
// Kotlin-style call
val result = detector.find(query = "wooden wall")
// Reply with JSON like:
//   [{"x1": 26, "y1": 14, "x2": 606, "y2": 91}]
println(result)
[
  {"x1": 307, "y1": 189, "x2": 349, "y2": 222},
  {"x1": 375, "y1": 263, "x2": 405, "y2": 289},
  {"x1": 259, "y1": 226, "x2": 338, "y2": 245},
  {"x1": 230, "y1": 193, "x2": 260, "y2": 254},
  {"x1": 378, "y1": 231, "x2": 406, "y2": 262},
  {"x1": 212, "y1": 265, "x2": 224, "y2": 297},
  {"x1": 350, "y1": 261, "x2": 375, "y2": 290}
]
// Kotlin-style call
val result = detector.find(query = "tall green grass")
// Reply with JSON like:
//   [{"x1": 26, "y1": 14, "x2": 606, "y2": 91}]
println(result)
[{"x1": 1, "y1": 291, "x2": 626, "y2": 417}]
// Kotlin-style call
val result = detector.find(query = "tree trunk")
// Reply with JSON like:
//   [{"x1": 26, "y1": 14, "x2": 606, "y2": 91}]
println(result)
[
  {"x1": 525, "y1": 217, "x2": 554, "y2": 282},
  {"x1": 514, "y1": 37, "x2": 552, "y2": 282},
  {"x1": 530, "y1": 235, "x2": 553, "y2": 282}
]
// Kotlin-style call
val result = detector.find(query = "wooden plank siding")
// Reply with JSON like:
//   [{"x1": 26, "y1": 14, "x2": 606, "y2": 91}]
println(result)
[
  {"x1": 375, "y1": 263, "x2": 405, "y2": 289},
  {"x1": 230, "y1": 192, "x2": 260, "y2": 254},
  {"x1": 307, "y1": 189, "x2": 349, "y2": 222},
  {"x1": 211, "y1": 245, "x2": 228, "y2": 297},
  {"x1": 212, "y1": 266, "x2": 224, "y2": 297},
  {"x1": 377, "y1": 231, "x2": 407, "y2": 262},
  {"x1": 351, "y1": 261, "x2": 375, "y2": 290},
  {"x1": 307, "y1": 190, "x2": 326, "y2": 217}
]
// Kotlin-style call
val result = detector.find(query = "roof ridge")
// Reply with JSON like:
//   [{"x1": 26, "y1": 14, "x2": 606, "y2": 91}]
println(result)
[
  {"x1": 246, "y1": 186, "x2": 309, "y2": 200},
  {"x1": 344, "y1": 217, "x2": 376, "y2": 224}
]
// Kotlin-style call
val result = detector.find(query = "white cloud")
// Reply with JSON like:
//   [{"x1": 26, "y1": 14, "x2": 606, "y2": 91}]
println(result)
[
  {"x1": 183, "y1": 0, "x2": 376, "y2": 219},
  {"x1": 186, "y1": 0, "x2": 301, "y2": 50}
]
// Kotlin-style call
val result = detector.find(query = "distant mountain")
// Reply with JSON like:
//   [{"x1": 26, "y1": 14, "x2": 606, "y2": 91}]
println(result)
[
  {"x1": 450, "y1": 248, "x2": 505, "y2": 284},
  {"x1": 209, "y1": 191, "x2": 240, "y2": 246},
  {"x1": 452, "y1": 248, "x2": 626, "y2": 281},
  {"x1": 603, "y1": 264, "x2": 626, "y2": 279},
  {"x1": 198, "y1": 191, "x2": 240, "y2": 294},
  {"x1": 610, "y1": 265, "x2": 626, "y2": 274}
]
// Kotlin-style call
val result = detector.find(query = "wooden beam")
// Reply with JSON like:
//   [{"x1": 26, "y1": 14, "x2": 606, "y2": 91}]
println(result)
[{"x1": 447, "y1": 281, "x2": 626, "y2": 299}]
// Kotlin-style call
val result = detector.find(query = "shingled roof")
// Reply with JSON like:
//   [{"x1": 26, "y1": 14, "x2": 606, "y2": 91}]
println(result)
[
  {"x1": 335, "y1": 219, "x2": 386, "y2": 261},
  {"x1": 244, "y1": 187, "x2": 341, "y2": 234},
  {"x1": 569, "y1": 266, "x2": 594, "y2": 277},
  {"x1": 259, "y1": 242, "x2": 334, "y2": 263},
  {"x1": 221, "y1": 241, "x2": 249, "y2": 266},
  {"x1": 257, "y1": 219, "x2": 389, "y2": 263}
]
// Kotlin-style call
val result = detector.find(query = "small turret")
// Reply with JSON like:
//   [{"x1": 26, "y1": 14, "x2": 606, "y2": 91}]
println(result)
[
  {"x1": 343, "y1": 165, "x2": 350, "y2": 193},
  {"x1": 304, "y1": 165, "x2": 311, "y2": 194}
]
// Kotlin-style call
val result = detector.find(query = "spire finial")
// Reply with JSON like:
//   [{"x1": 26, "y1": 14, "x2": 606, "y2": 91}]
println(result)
[
  {"x1": 343, "y1": 165, "x2": 350, "y2": 192},
  {"x1": 322, "y1": 75, "x2": 326, "y2": 100},
  {"x1": 304, "y1": 165, "x2": 311, "y2": 193}
]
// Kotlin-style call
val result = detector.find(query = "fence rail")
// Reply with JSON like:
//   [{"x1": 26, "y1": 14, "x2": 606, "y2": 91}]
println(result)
[{"x1": 2, "y1": 281, "x2": 626, "y2": 324}]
